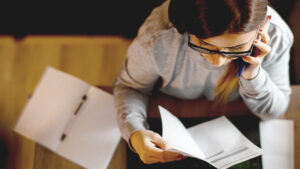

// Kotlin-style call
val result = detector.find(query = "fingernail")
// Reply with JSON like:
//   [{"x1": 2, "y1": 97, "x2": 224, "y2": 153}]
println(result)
[
  {"x1": 181, "y1": 156, "x2": 187, "y2": 159},
  {"x1": 268, "y1": 15, "x2": 271, "y2": 20},
  {"x1": 259, "y1": 29, "x2": 262, "y2": 32},
  {"x1": 255, "y1": 40, "x2": 258, "y2": 43},
  {"x1": 243, "y1": 56, "x2": 249, "y2": 60},
  {"x1": 178, "y1": 154, "x2": 186, "y2": 158}
]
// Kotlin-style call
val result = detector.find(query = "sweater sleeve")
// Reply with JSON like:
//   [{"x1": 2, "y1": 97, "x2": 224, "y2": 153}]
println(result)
[
  {"x1": 113, "y1": 39, "x2": 159, "y2": 153},
  {"x1": 113, "y1": 1, "x2": 170, "y2": 153},
  {"x1": 239, "y1": 24, "x2": 294, "y2": 120}
]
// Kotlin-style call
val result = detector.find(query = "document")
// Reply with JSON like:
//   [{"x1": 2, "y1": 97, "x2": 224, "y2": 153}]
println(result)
[
  {"x1": 14, "y1": 66, "x2": 121, "y2": 169},
  {"x1": 259, "y1": 119, "x2": 294, "y2": 169},
  {"x1": 159, "y1": 106, "x2": 263, "y2": 169}
]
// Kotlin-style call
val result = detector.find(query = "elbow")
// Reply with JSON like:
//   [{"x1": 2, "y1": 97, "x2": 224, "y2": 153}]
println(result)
[{"x1": 253, "y1": 94, "x2": 290, "y2": 120}]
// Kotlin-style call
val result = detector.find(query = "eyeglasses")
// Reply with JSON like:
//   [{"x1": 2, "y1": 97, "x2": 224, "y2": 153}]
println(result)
[{"x1": 188, "y1": 31, "x2": 257, "y2": 59}]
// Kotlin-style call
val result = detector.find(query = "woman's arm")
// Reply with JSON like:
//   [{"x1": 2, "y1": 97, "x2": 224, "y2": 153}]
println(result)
[
  {"x1": 113, "y1": 39, "x2": 160, "y2": 151},
  {"x1": 239, "y1": 23, "x2": 294, "y2": 120},
  {"x1": 114, "y1": 38, "x2": 185, "y2": 164}
]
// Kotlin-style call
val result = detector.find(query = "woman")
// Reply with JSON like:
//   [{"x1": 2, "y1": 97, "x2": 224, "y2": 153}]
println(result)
[{"x1": 113, "y1": 0, "x2": 294, "y2": 165}]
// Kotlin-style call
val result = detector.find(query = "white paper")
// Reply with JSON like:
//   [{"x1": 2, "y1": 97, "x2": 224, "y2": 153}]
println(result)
[
  {"x1": 159, "y1": 106, "x2": 205, "y2": 159},
  {"x1": 259, "y1": 119, "x2": 294, "y2": 169},
  {"x1": 57, "y1": 87, "x2": 121, "y2": 169},
  {"x1": 159, "y1": 105, "x2": 263, "y2": 169},
  {"x1": 188, "y1": 116, "x2": 263, "y2": 169},
  {"x1": 14, "y1": 67, "x2": 90, "y2": 151},
  {"x1": 14, "y1": 66, "x2": 121, "y2": 169}
]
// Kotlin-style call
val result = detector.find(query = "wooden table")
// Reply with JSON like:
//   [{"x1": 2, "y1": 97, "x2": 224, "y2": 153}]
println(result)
[{"x1": 16, "y1": 85, "x2": 300, "y2": 169}]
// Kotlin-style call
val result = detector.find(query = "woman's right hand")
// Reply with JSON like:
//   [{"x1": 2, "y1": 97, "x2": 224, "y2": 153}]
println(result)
[{"x1": 130, "y1": 129, "x2": 187, "y2": 164}]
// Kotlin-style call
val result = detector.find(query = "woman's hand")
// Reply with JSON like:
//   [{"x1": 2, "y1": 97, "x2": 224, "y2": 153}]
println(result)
[
  {"x1": 130, "y1": 130, "x2": 187, "y2": 164},
  {"x1": 241, "y1": 15, "x2": 272, "y2": 80}
]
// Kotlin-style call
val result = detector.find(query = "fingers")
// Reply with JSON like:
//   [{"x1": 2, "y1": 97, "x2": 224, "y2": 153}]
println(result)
[
  {"x1": 257, "y1": 15, "x2": 271, "y2": 44},
  {"x1": 163, "y1": 151, "x2": 187, "y2": 162},
  {"x1": 138, "y1": 132, "x2": 166, "y2": 163},
  {"x1": 141, "y1": 144, "x2": 185, "y2": 164},
  {"x1": 242, "y1": 38, "x2": 271, "y2": 65},
  {"x1": 242, "y1": 55, "x2": 261, "y2": 66},
  {"x1": 140, "y1": 151, "x2": 186, "y2": 164},
  {"x1": 248, "y1": 15, "x2": 271, "y2": 61},
  {"x1": 143, "y1": 135, "x2": 165, "y2": 159},
  {"x1": 254, "y1": 39, "x2": 271, "y2": 57},
  {"x1": 242, "y1": 42, "x2": 270, "y2": 65},
  {"x1": 132, "y1": 130, "x2": 187, "y2": 164},
  {"x1": 145, "y1": 142, "x2": 164, "y2": 158},
  {"x1": 150, "y1": 132, "x2": 168, "y2": 150},
  {"x1": 141, "y1": 156, "x2": 161, "y2": 165},
  {"x1": 148, "y1": 133, "x2": 185, "y2": 162},
  {"x1": 143, "y1": 139, "x2": 186, "y2": 164},
  {"x1": 139, "y1": 142, "x2": 164, "y2": 164},
  {"x1": 240, "y1": 15, "x2": 271, "y2": 79},
  {"x1": 258, "y1": 29, "x2": 270, "y2": 44}
]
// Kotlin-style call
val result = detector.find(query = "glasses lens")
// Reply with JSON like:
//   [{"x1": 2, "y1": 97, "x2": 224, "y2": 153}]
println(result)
[
  {"x1": 223, "y1": 52, "x2": 250, "y2": 59},
  {"x1": 190, "y1": 45, "x2": 213, "y2": 54},
  {"x1": 188, "y1": 39, "x2": 254, "y2": 59}
]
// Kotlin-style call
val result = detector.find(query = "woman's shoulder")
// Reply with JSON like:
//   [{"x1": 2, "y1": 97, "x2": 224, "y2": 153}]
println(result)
[
  {"x1": 135, "y1": 0, "x2": 172, "y2": 39},
  {"x1": 128, "y1": 27, "x2": 184, "y2": 79},
  {"x1": 128, "y1": 0, "x2": 185, "y2": 78},
  {"x1": 130, "y1": 1, "x2": 184, "y2": 60},
  {"x1": 267, "y1": 6, "x2": 293, "y2": 42},
  {"x1": 132, "y1": 0, "x2": 181, "y2": 50},
  {"x1": 262, "y1": 6, "x2": 294, "y2": 66}
]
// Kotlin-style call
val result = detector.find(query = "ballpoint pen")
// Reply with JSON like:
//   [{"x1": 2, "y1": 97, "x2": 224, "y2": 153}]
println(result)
[
  {"x1": 60, "y1": 95, "x2": 87, "y2": 141},
  {"x1": 237, "y1": 61, "x2": 248, "y2": 77}
]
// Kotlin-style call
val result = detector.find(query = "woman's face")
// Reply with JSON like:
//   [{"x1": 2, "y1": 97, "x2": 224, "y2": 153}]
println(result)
[{"x1": 191, "y1": 30, "x2": 257, "y2": 67}]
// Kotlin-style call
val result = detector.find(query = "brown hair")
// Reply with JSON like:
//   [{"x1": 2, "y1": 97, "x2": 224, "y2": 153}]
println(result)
[{"x1": 169, "y1": 0, "x2": 268, "y2": 104}]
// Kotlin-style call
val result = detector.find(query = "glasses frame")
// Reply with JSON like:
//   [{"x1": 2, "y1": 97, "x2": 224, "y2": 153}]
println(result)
[{"x1": 188, "y1": 30, "x2": 258, "y2": 59}]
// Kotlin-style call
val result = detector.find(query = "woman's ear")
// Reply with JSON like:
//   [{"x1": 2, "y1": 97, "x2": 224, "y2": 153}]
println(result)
[{"x1": 259, "y1": 15, "x2": 271, "y2": 31}]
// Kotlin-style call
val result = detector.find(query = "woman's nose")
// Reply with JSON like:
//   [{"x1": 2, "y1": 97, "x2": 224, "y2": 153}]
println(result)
[{"x1": 211, "y1": 54, "x2": 228, "y2": 66}]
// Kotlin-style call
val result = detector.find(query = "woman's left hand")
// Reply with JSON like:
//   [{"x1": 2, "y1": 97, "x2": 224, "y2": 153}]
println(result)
[{"x1": 241, "y1": 15, "x2": 272, "y2": 80}]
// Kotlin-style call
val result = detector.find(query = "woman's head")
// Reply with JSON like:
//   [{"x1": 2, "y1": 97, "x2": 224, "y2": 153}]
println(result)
[
  {"x1": 169, "y1": 0, "x2": 268, "y2": 104},
  {"x1": 189, "y1": 30, "x2": 258, "y2": 66},
  {"x1": 169, "y1": 0, "x2": 268, "y2": 38},
  {"x1": 169, "y1": 0, "x2": 267, "y2": 66}
]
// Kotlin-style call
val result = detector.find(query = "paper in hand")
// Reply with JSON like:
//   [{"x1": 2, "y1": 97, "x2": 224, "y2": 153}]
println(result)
[{"x1": 158, "y1": 105, "x2": 263, "y2": 169}]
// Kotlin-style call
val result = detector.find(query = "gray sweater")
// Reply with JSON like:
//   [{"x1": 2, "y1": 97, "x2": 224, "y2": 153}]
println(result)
[{"x1": 113, "y1": 0, "x2": 294, "y2": 151}]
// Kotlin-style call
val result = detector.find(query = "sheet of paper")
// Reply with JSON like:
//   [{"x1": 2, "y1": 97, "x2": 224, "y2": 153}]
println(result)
[
  {"x1": 14, "y1": 66, "x2": 90, "y2": 151},
  {"x1": 158, "y1": 105, "x2": 263, "y2": 169},
  {"x1": 158, "y1": 106, "x2": 205, "y2": 159},
  {"x1": 56, "y1": 86, "x2": 121, "y2": 169},
  {"x1": 188, "y1": 116, "x2": 263, "y2": 169},
  {"x1": 259, "y1": 119, "x2": 294, "y2": 169}
]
